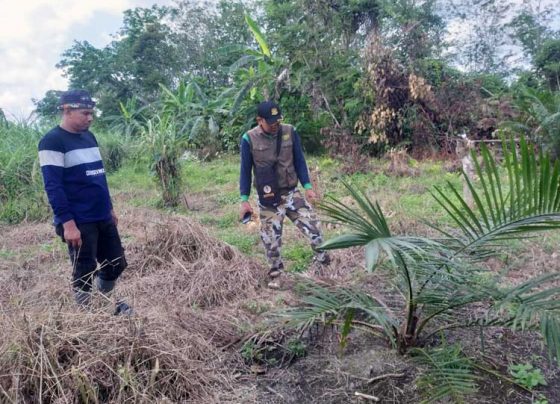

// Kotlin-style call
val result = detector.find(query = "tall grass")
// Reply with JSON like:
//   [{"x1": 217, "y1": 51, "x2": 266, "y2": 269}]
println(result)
[
  {"x1": 138, "y1": 117, "x2": 189, "y2": 207},
  {"x1": 0, "y1": 120, "x2": 49, "y2": 223}
]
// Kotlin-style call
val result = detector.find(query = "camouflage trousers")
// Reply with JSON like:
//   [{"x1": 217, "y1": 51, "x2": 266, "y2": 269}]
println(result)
[{"x1": 259, "y1": 189, "x2": 327, "y2": 272}]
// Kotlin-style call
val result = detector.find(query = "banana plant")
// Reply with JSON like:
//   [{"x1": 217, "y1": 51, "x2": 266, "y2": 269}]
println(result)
[
  {"x1": 282, "y1": 137, "x2": 560, "y2": 363},
  {"x1": 158, "y1": 81, "x2": 229, "y2": 149},
  {"x1": 104, "y1": 97, "x2": 148, "y2": 138},
  {"x1": 229, "y1": 14, "x2": 287, "y2": 116}
]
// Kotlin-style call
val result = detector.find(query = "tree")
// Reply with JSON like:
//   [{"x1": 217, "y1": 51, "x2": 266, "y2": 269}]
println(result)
[
  {"x1": 263, "y1": 0, "x2": 380, "y2": 127},
  {"x1": 381, "y1": 0, "x2": 444, "y2": 66},
  {"x1": 53, "y1": 5, "x2": 180, "y2": 118},
  {"x1": 117, "y1": 6, "x2": 180, "y2": 99},
  {"x1": 173, "y1": 0, "x2": 255, "y2": 87},
  {"x1": 503, "y1": 86, "x2": 560, "y2": 158},
  {"x1": 32, "y1": 90, "x2": 63, "y2": 121},
  {"x1": 158, "y1": 80, "x2": 229, "y2": 156},
  {"x1": 508, "y1": 10, "x2": 552, "y2": 58},
  {"x1": 534, "y1": 39, "x2": 560, "y2": 91}
]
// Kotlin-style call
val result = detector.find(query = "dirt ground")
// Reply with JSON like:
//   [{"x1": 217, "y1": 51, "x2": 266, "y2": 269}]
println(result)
[{"x1": 1, "y1": 205, "x2": 559, "y2": 403}]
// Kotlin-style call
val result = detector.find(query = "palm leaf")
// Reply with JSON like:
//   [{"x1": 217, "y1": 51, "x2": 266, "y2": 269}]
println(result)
[
  {"x1": 278, "y1": 281, "x2": 397, "y2": 346},
  {"x1": 488, "y1": 272, "x2": 560, "y2": 363},
  {"x1": 319, "y1": 180, "x2": 442, "y2": 270},
  {"x1": 411, "y1": 344, "x2": 478, "y2": 404},
  {"x1": 432, "y1": 136, "x2": 560, "y2": 256}
]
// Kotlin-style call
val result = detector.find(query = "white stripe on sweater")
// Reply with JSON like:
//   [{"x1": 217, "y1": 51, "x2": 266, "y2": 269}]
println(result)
[
  {"x1": 39, "y1": 147, "x2": 102, "y2": 168},
  {"x1": 38, "y1": 150, "x2": 64, "y2": 167},
  {"x1": 64, "y1": 147, "x2": 102, "y2": 168}
]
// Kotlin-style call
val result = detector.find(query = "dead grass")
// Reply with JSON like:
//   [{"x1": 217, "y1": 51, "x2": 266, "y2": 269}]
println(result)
[{"x1": 0, "y1": 207, "x2": 268, "y2": 403}]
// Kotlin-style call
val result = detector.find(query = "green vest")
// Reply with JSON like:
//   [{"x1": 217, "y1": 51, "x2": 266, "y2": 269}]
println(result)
[{"x1": 247, "y1": 124, "x2": 298, "y2": 192}]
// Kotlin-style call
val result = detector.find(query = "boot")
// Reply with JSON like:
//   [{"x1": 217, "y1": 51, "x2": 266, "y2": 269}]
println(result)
[
  {"x1": 97, "y1": 278, "x2": 133, "y2": 316},
  {"x1": 114, "y1": 299, "x2": 133, "y2": 316},
  {"x1": 96, "y1": 277, "x2": 115, "y2": 295},
  {"x1": 313, "y1": 251, "x2": 331, "y2": 265},
  {"x1": 74, "y1": 289, "x2": 92, "y2": 307}
]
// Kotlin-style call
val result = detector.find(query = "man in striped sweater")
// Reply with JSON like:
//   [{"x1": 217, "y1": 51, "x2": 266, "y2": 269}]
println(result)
[{"x1": 38, "y1": 90, "x2": 130, "y2": 314}]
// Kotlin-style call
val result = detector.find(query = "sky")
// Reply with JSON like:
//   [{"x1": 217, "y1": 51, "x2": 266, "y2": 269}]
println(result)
[{"x1": 0, "y1": 0, "x2": 170, "y2": 119}]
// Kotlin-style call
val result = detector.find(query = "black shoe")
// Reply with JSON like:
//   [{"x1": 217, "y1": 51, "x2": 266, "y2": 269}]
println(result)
[
  {"x1": 114, "y1": 300, "x2": 133, "y2": 316},
  {"x1": 314, "y1": 252, "x2": 331, "y2": 266}
]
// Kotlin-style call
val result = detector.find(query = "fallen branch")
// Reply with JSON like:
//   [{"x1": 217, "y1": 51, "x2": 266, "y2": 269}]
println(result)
[
  {"x1": 354, "y1": 391, "x2": 380, "y2": 401},
  {"x1": 367, "y1": 372, "x2": 405, "y2": 384}
]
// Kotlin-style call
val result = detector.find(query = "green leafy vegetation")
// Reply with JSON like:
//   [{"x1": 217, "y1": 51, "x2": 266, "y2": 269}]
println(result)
[
  {"x1": 509, "y1": 363, "x2": 548, "y2": 390},
  {"x1": 0, "y1": 121, "x2": 49, "y2": 223},
  {"x1": 3, "y1": 1, "x2": 560, "y2": 402}
]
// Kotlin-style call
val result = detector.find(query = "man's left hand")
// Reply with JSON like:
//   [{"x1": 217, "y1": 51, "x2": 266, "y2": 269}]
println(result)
[
  {"x1": 305, "y1": 189, "x2": 318, "y2": 204},
  {"x1": 111, "y1": 210, "x2": 119, "y2": 226}
]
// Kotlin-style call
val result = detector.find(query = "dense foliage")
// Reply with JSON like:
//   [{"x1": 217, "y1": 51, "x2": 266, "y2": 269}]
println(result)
[{"x1": 25, "y1": 0, "x2": 558, "y2": 157}]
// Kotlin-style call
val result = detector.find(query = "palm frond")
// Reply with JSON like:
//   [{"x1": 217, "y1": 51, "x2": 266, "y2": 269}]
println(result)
[
  {"x1": 278, "y1": 281, "x2": 397, "y2": 346},
  {"x1": 319, "y1": 180, "x2": 442, "y2": 270},
  {"x1": 411, "y1": 344, "x2": 478, "y2": 404},
  {"x1": 488, "y1": 272, "x2": 560, "y2": 363},
  {"x1": 432, "y1": 136, "x2": 560, "y2": 255}
]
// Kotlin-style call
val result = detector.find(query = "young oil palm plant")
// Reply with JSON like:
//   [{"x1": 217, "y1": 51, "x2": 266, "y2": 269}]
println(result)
[{"x1": 283, "y1": 137, "x2": 560, "y2": 364}]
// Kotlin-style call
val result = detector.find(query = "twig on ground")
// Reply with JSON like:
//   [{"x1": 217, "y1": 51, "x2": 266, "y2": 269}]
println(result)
[
  {"x1": 354, "y1": 391, "x2": 380, "y2": 401},
  {"x1": 265, "y1": 385, "x2": 285, "y2": 400},
  {"x1": 367, "y1": 372, "x2": 405, "y2": 384}
]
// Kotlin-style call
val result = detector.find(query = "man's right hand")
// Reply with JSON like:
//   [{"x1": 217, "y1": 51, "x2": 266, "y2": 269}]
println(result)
[
  {"x1": 62, "y1": 220, "x2": 82, "y2": 249},
  {"x1": 239, "y1": 201, "x2": 253, "y2": 221}
]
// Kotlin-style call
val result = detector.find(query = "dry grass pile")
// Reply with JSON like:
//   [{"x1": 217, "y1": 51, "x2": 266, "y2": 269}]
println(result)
[
  {"x1": 0, "y1": 211, "x2": 267, "y2": 403},
  {"x1": 127, "y1": 213, "x2": 265, "y2": 308},
  {"x1": 0, "y1": 309, "x2": 226, "y2": 403}
]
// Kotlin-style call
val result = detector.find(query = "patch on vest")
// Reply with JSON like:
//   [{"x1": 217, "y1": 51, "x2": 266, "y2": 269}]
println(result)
[{"x1": 262, "y1": 185, "x2": 275, "y2": 199}]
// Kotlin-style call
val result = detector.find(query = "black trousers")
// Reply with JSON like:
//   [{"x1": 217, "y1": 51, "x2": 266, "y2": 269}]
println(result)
[{"x1": 56, "y1": 220, "x2": 127, "y2": 292}]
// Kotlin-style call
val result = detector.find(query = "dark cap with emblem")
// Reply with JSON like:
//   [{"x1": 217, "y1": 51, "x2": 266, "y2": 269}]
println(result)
[
  {"x1": 58, "y1": 89, "x2": 96, "y2": 110},
  {"x1": 257, "y1": 101, "x2": 282, "y2": 124}
]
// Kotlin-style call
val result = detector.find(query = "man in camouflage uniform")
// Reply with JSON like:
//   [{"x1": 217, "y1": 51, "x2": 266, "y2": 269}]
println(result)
[{"x1": 239, "y1": 101, "x2": 329, "y2": 288}]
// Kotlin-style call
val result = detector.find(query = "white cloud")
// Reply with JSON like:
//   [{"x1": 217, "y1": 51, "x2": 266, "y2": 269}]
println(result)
[{"x1": 0, "y1": 0, "x2": 164, "y2": 119}]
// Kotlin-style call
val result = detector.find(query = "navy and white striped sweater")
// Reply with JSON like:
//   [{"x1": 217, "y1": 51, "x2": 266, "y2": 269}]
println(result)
[{"x1": 38, "y1": 126, "x2": 112, "y2": 225}]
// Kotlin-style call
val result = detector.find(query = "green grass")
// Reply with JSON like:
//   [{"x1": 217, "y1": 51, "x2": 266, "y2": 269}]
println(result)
[
  {"x1": 183, "y1": 156, "x2": 239, "y2": 193},
  {"x1": 7, "y1": 124, "x2": 553, "y2": 279},
  {"x1": 107, "y1": 162, "x2": 153, "y2": 191},
  {"x1": 0, "y1": 121, "x2": 50, "y2": 223},
  {"x1": 218, "y1": 229, "x2": 260, "y2": 255},
  {"x1": 283, "y1": 242, "x2": 314, "y2": 273}
]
